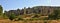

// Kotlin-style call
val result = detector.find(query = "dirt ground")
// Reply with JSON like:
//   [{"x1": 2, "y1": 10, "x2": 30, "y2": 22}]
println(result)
[
  {"x1": 48, "y1": 20, "x2": 60, "y2": 23},
  {"x1": 0, "y1": 19, "x2": 60, "y2": 23}
]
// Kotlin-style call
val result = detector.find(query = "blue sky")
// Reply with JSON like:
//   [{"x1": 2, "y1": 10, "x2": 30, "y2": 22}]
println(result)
[
  {"x1": 0, "y1": 0, "x2": 60, "y2": 11},
  {"x1": 51, "y1": 0, "x2": 60, "y2": 6}
]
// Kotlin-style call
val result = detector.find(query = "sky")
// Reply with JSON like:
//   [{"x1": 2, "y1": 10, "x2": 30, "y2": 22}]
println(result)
[{"x1": 0, "y1": 0, "x2": 60, "y2": 11}]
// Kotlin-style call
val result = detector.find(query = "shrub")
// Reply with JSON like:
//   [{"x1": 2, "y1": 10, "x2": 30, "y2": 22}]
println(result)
[
  {"x1": 32, "y1": 14, "x2": 39, "y2": 18},
  {"x1": 18, "y1": 18, "x2": 23, "y2": 20},
  {"x1": 9, "y1": 13, "x2": 16, "y2": 21},
  {"x1": 43, "y1": 17, "x2": 48, "y2": 20}
]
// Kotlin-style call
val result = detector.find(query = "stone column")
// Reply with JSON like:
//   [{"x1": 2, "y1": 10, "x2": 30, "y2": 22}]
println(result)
[{"x1": 24, "y1": 7, "x2": 26, "y2": 15}]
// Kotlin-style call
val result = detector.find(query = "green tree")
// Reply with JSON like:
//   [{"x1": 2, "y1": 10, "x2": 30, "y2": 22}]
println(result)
[
  {"x1": 9, "y1": 13, "x2": 16, "y2": 21},
  {"x1": 3, "y1": 11, "x2": 8, "y2": 19},
  {"x1": 56, "y1": 10, "x2": 60, "y2": 19},
  {"x1": 48, "y1": 10, "x2": 59, "y2": 20},
  {"x1": 0, "y1": 5, "x2": 3, "y2": 16}
]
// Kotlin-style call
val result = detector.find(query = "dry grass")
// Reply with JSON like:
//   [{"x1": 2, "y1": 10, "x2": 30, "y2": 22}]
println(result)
[
  {"x1": 0, "y1": 19, "x2": 60, "y2": 23},
  {"x1": 48, "y1": 20, "x2": 60, "y2": 23}
]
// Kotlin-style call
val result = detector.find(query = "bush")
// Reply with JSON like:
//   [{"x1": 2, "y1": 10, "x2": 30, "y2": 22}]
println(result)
[
  {"x1": 43, "y1": 17, "x2": 48, "y2": 20},
  {"x1": 29, "y1": 18, "x2": 39, "y2": 21},
  {"x1": 9, "y1": 13, "x2": 16, "y2": 21},
  {"x1": 18, "y1": 18, "x2": 23, "y2": 20},
  {"x1": 32, "y1": 14, "x2": 39, "y2": 18},
  {"x1": 40, "y1": 17, "x2": 48, "y2": 20},
  {"x1": 14, "y1": 18, "x2": 23, "y2": 21}
]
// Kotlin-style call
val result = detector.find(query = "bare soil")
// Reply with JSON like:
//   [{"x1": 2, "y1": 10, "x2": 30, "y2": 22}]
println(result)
[{"x1": 0, "y1": 19, "x2": 60, "y2": 23}]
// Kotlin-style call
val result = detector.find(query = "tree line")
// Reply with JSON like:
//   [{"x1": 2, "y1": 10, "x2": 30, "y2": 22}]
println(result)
[{"x1": 0, "y1": 5, "x2": 60, "y2": 21}]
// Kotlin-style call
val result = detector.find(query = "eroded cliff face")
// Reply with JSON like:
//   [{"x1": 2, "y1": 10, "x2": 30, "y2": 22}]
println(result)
[{"x1": 5, "y1": 6, "x2": 60, "y2": 16}]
